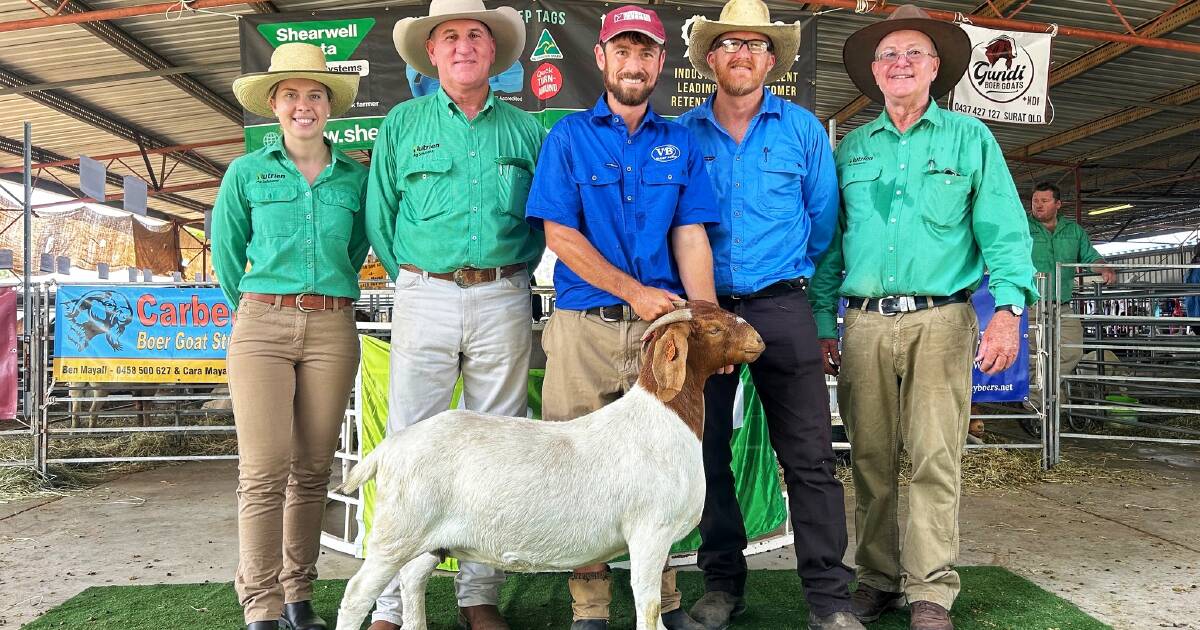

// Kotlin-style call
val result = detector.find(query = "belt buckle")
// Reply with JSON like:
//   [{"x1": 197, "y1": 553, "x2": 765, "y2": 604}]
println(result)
[
  {"x1": 599, "y1": 306, "x2": 621, "y2": 323},
  {"x1": 296, "y1": 292, "x2": 319, "y2": 312},
  {"x1": 453, "y1": 268, "x2": 471, "y2": 289},
  {"x1": 877, "y1": 295, "x2": 916, "y2": 316}
]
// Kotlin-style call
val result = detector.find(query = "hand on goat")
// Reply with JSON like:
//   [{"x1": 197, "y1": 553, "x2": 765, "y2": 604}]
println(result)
[{"x1": 629, "y1": 286, "x2": 683, "y2": 322}]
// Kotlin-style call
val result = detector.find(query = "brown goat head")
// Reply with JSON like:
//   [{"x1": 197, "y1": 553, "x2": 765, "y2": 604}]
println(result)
[{"x1": 640, "y1": 301, "x2": 765, "y2": 403}]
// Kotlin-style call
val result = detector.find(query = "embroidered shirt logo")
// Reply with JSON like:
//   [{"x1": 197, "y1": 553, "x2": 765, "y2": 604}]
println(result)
[
  {"x1": 651, "y1": 144, "x2": 680, "y2": 163},
  {"x1": 412, "y1": 143, "x2": 441, "y2": 158},
  {"x1": 255, "y1": 173, "x2": 287, "y2": 183},
  {"x1": 848, "y1": 155, "x2": 874, "y2": 166}
]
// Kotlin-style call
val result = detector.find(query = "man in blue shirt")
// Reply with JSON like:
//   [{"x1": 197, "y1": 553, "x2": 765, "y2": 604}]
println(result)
[
  {"x1": 677, "y1": 1, "x2": 860, "y2": 629},
  {"x1": 526, "y1": 7, "x2": 718, "y2": 630}
]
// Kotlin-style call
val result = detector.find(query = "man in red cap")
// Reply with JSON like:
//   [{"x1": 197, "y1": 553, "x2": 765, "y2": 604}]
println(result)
[{"x1": 525, "y1": 6, "x2": 718, "y2": 630}]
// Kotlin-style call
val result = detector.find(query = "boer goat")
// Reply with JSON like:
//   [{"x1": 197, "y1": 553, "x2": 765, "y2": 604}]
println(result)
[{"x1": 334, "y1": 301, "x2": 764, "y2": 630}]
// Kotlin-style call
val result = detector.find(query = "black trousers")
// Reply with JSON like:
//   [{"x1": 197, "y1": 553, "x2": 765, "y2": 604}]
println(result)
[{"x1": 698, "y1": 289, "x2": 853, "y2": 616}]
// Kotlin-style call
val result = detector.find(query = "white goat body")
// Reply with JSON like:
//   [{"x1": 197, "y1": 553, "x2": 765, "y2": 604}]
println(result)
[{"x1": 335, "y1": 388, "x2": 704, "y2": 630}]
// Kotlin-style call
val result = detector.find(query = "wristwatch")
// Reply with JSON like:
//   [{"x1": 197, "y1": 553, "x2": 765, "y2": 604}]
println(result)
[{"x1": 995, "y1": 304, "x2": 1024, "y2": 317}]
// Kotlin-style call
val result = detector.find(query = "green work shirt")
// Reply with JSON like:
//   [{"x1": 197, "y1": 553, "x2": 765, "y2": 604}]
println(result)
[
  {"x1": 211, "y1": 140, "x2": 369, "y2": 309},
  {"x1": 811, "y1": 102, "x2": 1038, "y2": 339},
  {"x1": 1028, "y1": 215, "x2": 1103, "y2": 303},
  {"x1": 365, "y1": 88, "x2": 546, "y2": 278}
]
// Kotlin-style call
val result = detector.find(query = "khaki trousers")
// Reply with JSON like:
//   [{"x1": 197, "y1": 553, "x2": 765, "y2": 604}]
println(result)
[
  {"x1": 227, "y1": 297, "x2": 360, "y2": 623},
  {"x1": 837, "y1": 303, "x2": 978, "y2": 610},
  {"x1": 541, "y1": 309, "x2": 682, "y2": 620}
]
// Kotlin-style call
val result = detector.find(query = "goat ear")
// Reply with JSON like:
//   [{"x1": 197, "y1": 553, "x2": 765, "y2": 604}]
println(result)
[{"x1": 651, "y1": 324, "x2": 689, "y2": 402}]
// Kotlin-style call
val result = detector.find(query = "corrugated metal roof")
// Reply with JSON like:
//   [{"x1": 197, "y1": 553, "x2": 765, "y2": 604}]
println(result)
[{"x1": 0, "y1": 0, "x2": 1197, "y2": 240}]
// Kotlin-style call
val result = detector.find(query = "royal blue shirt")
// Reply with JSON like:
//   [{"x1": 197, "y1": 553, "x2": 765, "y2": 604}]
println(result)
[
  {"x1": 677, "y1": 89, "x2": 839, "y2": 296},
  {"x1": 526, "y1": 95, "x2": 719, "y2": 311}
]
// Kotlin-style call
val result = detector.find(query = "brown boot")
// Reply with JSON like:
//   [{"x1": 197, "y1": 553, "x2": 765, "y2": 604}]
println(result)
[
  {"x1": 568, "y1": 569, "x2": 613, "y2": 623},
  {"x1": 456, "y1": 604, "x2": 509, "y2": 630},
  {"x1": 850, "y1": 584, "x2": 905, "y2": 623},
  {"x1": 909, "y1": 601, "x2": 953, "y2": 630}
]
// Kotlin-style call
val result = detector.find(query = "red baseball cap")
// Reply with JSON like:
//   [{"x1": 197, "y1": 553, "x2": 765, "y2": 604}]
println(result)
[{"x1": 599, "y1": 6, "x2": 667, "y2": 45}]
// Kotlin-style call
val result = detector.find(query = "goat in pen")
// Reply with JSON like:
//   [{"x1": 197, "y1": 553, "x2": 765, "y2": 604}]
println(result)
[{"x1": 335, "y1": 301, "x2": 765, "y2": 630}]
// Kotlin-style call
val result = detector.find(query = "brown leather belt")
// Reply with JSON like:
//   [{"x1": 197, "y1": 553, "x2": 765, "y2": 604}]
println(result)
[
  {"x1": 400, "y1": 263, "x2": 525, "y2": 288},
  {"x1": 242, "y1": 292, "x2": 354, "y2": 311}
]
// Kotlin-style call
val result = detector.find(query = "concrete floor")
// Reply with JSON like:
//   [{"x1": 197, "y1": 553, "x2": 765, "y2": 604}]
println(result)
[{"x1": 1, "y1": 443, "x2": 1197, "y2": 630}]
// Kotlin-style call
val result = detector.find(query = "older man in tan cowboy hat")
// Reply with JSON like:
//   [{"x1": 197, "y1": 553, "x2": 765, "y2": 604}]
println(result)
[
  {"x1": 363, "y1": 1, "x2": 545, "y2": 629},
  {"x1": 811, "y1": 6, "x2": 1037, "y2": 630},
  {"x1": 676, "y1": 1, "x2": 862, "y2": 629}
]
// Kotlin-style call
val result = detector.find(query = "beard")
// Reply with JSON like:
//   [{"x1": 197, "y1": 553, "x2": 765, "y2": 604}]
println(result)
[
  {"x1": 714, "y1": 61, "x2": 767, "y2": 97},
  {"x1": 604, "y1": 70, "x2": 657, "y2": 107}
]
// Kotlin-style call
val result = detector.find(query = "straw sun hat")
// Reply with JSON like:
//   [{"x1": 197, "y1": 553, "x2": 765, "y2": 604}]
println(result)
[
  {"x1": 232, "y1": 42, "x2": 360, "y2": 119},
  {"x1": 392, "y1": 0, "x2": 526, "y2": 79},
  {"x1": 685, "y1": 0, "x2": 804, "y2": 85}
]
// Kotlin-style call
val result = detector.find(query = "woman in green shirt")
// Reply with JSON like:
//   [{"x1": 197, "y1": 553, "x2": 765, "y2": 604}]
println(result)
[{"x1": 212, "y1": 43, "x2": 368, "y2": 630}]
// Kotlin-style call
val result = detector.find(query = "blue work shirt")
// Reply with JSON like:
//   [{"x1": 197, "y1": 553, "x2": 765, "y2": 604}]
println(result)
[
  {"x1": 677, "y1": 89, "x2": 839, "y2": 296},
  {"x1": 526, "y1": 95, "x2": 719, "y2": 311}
]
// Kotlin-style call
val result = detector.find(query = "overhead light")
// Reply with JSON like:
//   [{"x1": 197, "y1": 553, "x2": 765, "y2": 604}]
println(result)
[{"x1": 1088, "y1": 204, "x2": 1134, "y2": 216}]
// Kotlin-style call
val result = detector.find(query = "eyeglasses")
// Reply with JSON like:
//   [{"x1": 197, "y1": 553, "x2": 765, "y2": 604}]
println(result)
[
  {"x1": 874, "y1": 48, "x2": 937, "y2": 63},
  {"x1": 713, "y1": 38, "x2": 773, "y2": 54}
]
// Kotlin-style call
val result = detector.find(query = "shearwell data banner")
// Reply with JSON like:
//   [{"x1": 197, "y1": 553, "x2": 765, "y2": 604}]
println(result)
[
  {"x1": 53, "y1": 286, "x2": 233, "y2": 383},
  {"x1": 239, "y1": 1, "x2": 817, "y2": 151}
]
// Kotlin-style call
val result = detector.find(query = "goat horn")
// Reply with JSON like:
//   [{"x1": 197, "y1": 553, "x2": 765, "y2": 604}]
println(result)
[{"x1": 641, "y1": 309, "x2": 693, "y2": 341}]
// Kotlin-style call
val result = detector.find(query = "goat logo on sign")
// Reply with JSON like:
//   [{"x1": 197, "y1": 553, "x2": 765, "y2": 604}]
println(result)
[
  {"x1": 651, "y1": 144, "x2": 679, "y2": 163},
  {"x1": 968, "y1": 34, "x2": 1035, "y2": 103},
  {"x1": 62, "y1": 290, "x2": 135, "y2": 351}
]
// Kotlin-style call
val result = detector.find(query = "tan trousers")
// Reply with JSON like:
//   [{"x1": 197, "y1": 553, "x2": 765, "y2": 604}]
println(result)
[
  {"x1": 541, "y1": 309, "x2": 682, "y2": 620},
  {"x1": 227, "y1": 297, "x2": 360, "y2": 623},
  {"x1": 837, "y1": 303, "x2": 978, "y2": 610}
]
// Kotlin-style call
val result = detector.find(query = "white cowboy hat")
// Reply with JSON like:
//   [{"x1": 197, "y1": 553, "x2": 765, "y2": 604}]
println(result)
[
  {"x1": 684, "y1": 0, "x2": 803, "y2": 85},
  {"x1": 392, "y1": 0, "x2": 526, "y2": 79},
  {"x1": 232, "y1": 42, "x2": 359, "y2": 118}
]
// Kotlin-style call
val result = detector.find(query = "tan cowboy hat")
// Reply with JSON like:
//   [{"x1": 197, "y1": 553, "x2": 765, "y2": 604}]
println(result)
[
  {"x1": 684, "y1": 0, "x2": 803, "y2": 85},
  {"x1": 232, "y1": 43, "x2": 359, "y2": 118},
  {"x1": 393, "y1": 0, "x2": 525, "y2": 79},
  {"x1": 843, "y1": 4, "x2": 970, "y2": 104}
]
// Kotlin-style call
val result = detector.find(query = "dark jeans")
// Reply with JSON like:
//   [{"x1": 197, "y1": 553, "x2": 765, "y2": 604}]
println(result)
[{"x1": 698, "y1": 289, "x2": 853, "y2": 617}]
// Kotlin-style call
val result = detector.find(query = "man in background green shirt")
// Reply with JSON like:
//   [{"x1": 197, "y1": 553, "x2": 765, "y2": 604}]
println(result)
[
  {"x1": 810, "y1": 7, "x2": 1037, "y2": 629},
  {"x1": 362, "y1": 3, "x2": 543, "y2": 629},
  {"x1": 1028, "y1": 180, "x2": 1114, "y2": 388}
]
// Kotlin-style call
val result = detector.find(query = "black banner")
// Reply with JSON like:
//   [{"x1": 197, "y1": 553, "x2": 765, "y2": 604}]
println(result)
[{"x1": 239, "y1": 1, "x2": 816, "y2": 151}]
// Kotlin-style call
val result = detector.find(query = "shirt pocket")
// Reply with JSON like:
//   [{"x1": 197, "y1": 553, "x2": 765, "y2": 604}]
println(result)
[
  {"x1": 401, "y1": 157, "x2": 454, "y2": 221},
  {"x1": 838, "y1": 165, "x2": 881, "y2": 225},
  {"x1": 641, "y1": 162, "x2": 688, "y2": 231},
  {"x1": 923, "y1": 172, "x2": 972, "y2": 229},
  {"x1": 761, "y1": 154, "x2": 807, "y2": 216},
  {"x1": 317, "y1": 186, "x2": 361, "y2": 242},
  {"x1": 495, "y1": 156, "x2": 534, "y2": 218},
  {"x1": 247, "y1": 185, "x2": 300, "y2": 238}
]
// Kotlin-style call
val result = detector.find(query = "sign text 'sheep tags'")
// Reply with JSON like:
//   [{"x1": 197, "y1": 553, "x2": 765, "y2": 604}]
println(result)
[
  {"x1": 239, "y1": 1, "x2": 816, "y2": 151},
  {"x1": 951, "y1": 24, "x2": 1052, "y2": 125},
  {"x1": 53, "y1": 286, "x2": 233, "y2": 383}
]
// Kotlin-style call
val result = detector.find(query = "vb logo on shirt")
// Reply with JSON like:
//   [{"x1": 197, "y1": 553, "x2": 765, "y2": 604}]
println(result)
[{"x1": 651, "y1": 144, "x2": 680, "y2": 163}]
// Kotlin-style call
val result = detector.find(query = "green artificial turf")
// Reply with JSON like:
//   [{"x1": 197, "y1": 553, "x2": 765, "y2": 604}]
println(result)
[{"x1": 22, "y1": 567, "x2": 1108, "y2": 629}]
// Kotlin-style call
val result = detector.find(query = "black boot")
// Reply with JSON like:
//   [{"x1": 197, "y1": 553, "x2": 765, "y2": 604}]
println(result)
[
  {"x1": 280, "y1": 601, "x2": 328, "y2": 630},
  {"x1": 247, "y1": 622, "x2": 279, "y2": 630}
]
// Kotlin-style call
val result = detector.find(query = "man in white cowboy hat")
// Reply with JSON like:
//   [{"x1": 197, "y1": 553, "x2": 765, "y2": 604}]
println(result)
[
  {"x1": 676, "y1": 2, "x2": 862, "y2": 629},
  {"x1": 363, "y1": 1, "x2": 545, "y2": 629},
  {"x1": 524, "y1": 6, "x2": 718, "y2": 630},
  {"x1": 811, "y1": 6, "x2": 1037, "y2": 630}
]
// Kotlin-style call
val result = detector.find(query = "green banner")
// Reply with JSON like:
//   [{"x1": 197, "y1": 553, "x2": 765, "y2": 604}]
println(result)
[
  {"x1": 256, "y1": 18, "x2": 376, "y2": 61},
  {"x1": 354, "y1": 335, "x2": 786, "y2": 563}
]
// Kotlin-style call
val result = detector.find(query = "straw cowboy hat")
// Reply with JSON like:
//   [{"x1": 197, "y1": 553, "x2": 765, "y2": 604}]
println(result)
[
  {"x1": 232, "y1": 42, "x2": 359, "y2": 119},
  {"x1": 843, "y1": 4, "x2": 970, "y2": 104},
  {"x1": 392, "y1": 0, "x2": 526, "y2": 79},
  {"x1": 684, "y1": 0, "x2": 803, "y2": 85}
]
